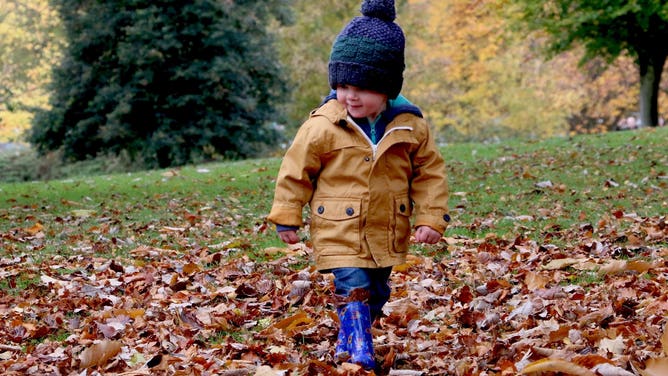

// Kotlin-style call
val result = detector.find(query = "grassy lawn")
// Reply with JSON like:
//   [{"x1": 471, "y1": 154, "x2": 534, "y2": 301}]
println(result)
[{"x1": 2, "y1": 127, "x2": 665, "y2": 261}]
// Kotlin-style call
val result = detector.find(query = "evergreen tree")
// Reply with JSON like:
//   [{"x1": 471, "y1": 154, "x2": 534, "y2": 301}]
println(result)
[{"x1": 31, "y1": 0, "x2": 292, "y2": 167}]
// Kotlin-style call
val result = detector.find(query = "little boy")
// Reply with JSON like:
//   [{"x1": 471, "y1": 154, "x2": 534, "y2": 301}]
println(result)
[{"x1": 267, "y1": 0, "x2": 450, "y2": 369}]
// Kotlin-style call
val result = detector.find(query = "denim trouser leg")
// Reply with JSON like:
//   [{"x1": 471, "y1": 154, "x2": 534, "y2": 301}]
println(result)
[{"x1": 332, "y1": 267, "x2": 392, "y2": 320}]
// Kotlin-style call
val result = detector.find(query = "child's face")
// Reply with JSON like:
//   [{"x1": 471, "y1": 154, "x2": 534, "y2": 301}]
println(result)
[{"x1": 336, "y1": 84, "x2": 388, "y2": 121}]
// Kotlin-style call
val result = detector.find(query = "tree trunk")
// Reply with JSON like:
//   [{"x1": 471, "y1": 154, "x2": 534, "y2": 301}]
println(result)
[{"x1": 637, "y1": 51, "x2": 666, "y2": 127}]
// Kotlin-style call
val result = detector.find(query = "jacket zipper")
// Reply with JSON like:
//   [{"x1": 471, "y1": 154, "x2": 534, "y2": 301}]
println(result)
[{"x1": 347, "y1": 116, "x2": 413, "y2": 160}]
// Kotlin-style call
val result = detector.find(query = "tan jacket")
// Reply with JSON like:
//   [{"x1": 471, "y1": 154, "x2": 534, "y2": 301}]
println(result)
[{"x1": 267, "y1": 99, "x2": 450, "y2": 270}]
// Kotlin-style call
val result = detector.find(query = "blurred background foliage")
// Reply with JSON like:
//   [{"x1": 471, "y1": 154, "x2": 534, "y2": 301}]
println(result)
[
  {"x1": 1, "y1": 0, "x2": 667, "y2": 171},
  {"x1": 277, "y1": 0, "x2": 667, "y2": 142},
  {"x1": 0, "y1": 0, "x2": 62, "y2": 142}
]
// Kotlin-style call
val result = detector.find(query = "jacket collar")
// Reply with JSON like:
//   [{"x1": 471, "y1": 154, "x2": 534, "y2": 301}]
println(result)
[
  {"x1": 319, "y1": 90, "x2": 423, "y2": 124},
  {"x1": 311, "y1": 98, "x2": 349, "y2": 126}
]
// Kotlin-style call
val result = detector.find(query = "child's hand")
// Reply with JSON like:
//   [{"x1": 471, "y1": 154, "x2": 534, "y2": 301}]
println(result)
[
  {"x1": 278, "y1": 229, "x2": 300, "y2": 244},
  {"x1": 414, "y1": 226, "x2": 442, "y2": 244}
]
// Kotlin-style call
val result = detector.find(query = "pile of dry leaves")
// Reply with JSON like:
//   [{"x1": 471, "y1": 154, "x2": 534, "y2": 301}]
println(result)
[{"x1": 0, "y1": 214, "x2": 666, "y2": 375}]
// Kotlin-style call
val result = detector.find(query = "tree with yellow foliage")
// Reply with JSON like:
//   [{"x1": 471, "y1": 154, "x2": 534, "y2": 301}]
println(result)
[{"x1": 0, "y1": 0, "x2": 61, "y2": 142}]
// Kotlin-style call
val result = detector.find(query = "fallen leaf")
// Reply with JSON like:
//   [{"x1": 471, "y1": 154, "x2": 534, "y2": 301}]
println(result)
[
  {"x1": 662, "y1": 322, "x2": 668, "y2": 355},
  {"x1": 593, "y1": 363, "x2": 635, "y2": 376},
  {"x1": 600, "y1": 260, "x2": 629, "y2": 274},
  {"x1": 79, "y1": 340, "x2": 122, "y2": 369},
  {"x1": 535, "y1": 180, "x2": 553, "y2": 188},
  {"x1": 520, "y1": 358, "x2": 596, "y2": 376},
  {"x1": 525, "y1": 271, "x2": 548, "y2": 290},
  {"x1": 542, "y1": 258, "x2": 585, "y2": 270},
  {"x1": 394, "y1": 254, "x2": 423, "y2": 272},
  {"x1": 182, "y1": 262, "x2": 201, "y2": 275},
  {"x1": 271, "y1": 311, "x2": 313, "y2": 334},
  {"x1": 632, "y1": 357, "x2": 668, "y2": 376},
  {"x1": 254, "y1": 365, "x2": 280, "y2": 376},
  {"x1": 25, "y1": 222, "x2": 44, "y2": 236},
  {"x1": 71, "y1": 209, "x2": 96, "y2": 218},
  {"x1": 627, "y1": 260, "x2": 653, "y2": 273},
  {"x1": 599, "y1": 336, "x2": 626, "y2": 355}
]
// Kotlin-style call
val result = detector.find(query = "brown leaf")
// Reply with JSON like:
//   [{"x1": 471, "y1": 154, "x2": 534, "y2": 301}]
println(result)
[
  {"x1": 456, "y1": 285, "x2": 473, "y2": 304},
  {"x1": 96, "y1": 322, "x2": 119, "y2": 338},
  {"x1": 383, "y1": 299, "x2": 420, "y2": 326},
  {"x1": 542, "y1": 257, "x2": 585, "y2": 270},
  {"x1": 525, "y1": 271, "x2": 548, "y2": 290},
  {"x1": 79, "y1": 340, "x2": 122, "y2": 369}
]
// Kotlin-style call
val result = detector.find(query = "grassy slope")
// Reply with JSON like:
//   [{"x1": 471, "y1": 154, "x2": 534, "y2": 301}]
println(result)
[{"x1": 1, "y1": 127, "x2": 666, "y2": 262}]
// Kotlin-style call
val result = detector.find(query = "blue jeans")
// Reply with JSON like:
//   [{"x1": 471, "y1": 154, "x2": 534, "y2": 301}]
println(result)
[{"x1": 331, "y1": 267, "x2": 392, "y2": 320}]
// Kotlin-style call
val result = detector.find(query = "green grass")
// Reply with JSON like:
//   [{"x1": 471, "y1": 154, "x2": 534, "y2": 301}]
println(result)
[
  {"x1": 0, "y1": 158, "x2": 282, "y2": 262},
  {"x1": 1, "y1": 127, "x2": 666, "y2": 265},
  {"x1": 0, "y1": 271, "x2": 41, "y2": 295},
  {"x1": 444, "y1": 128, "x2": 667, "y2": 241},
  {"x1": 562, "y1": 269, "x2": 605, "y2": 287}
]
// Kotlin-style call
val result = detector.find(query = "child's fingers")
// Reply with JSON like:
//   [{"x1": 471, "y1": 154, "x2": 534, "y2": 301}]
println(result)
[
  {"x1": 415, "y1": 226, "x2": 441, "y2": 244},
  {"x1": 279, "y1": 231, "x2": 300, "y2": 244}
]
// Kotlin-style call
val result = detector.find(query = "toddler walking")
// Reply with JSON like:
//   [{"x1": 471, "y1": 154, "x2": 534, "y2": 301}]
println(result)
[{"x1": 267, "y1": 0, "x2": 450, "y2": 369}]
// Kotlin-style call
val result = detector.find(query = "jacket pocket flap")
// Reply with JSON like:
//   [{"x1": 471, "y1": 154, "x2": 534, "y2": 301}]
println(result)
[
  {"x1": 395, "y1": 195, "x2": 412, "y2": 217},
  {"x1": 312, "y1": 198, "x2": 361, "y2": 221}
]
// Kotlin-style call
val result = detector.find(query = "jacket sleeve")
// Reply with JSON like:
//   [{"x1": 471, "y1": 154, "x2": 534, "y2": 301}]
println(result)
[
  {"x1": 409, "y1": 120, "x2": 450, "y2": 234},
  {"x1": 267, "y1": 121, "x2": 322, "y2": 227}
]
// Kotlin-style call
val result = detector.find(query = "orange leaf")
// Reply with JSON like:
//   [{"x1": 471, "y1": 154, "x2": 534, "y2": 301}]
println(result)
[
  {"x1": 573, "y1": 354, "x2": 614, "y2": 368},
  {"x1": 599, "y1": 260, "x2": 629, "y2": 274},
  {"x1": 525, "y1": 271, "x2": 548, "y2": 290},
  {"x1": 627, "y1": 260, "x2": 653, "y2": 273},
  {"x1": 662, "y1": 322, "x2": 668, "y2": 356},
  {"x1": 79, "y1": 340, "x2": 122, "y2": 369},
  {"x1": 25, "y1": 222, "x2": 43, "y2": 236},
  {"x1": 394, "y1": 254, "x2": 423, "y2": 272},
  {"x1": 521, "y1": 358, "x2": 597, "y2": 376},
  {"x1": 182, "y1": 262, "x2": 201, "y2": 275},
  {"x1": 121, "y1": 308, "x2": 145, "y2": 319},
  {"x1": 633, "y1": 357, "x2": 668, "y2": 376},
  {"x1": 272, "y1": 311, "x2": 313, "y2": 333}
]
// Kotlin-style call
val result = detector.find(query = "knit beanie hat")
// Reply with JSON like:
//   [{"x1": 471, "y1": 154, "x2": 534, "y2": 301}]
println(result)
[{"x1": 328, "y1": 0, "x2": 405, "y2": 99}]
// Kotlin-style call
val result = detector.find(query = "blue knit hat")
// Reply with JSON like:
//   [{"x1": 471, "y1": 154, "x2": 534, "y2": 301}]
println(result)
[{"x1": 328, "y1": 0, "x2": 405, "y2": 99}]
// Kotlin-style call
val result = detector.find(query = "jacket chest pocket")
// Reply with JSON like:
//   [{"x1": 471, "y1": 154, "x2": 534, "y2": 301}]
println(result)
[{"x1": 311, "y1": 198, "x2": 362, "y2": 254}]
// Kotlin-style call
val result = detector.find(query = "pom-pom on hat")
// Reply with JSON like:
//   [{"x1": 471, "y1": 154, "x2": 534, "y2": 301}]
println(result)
[{"x1": 328, "y1": 0, "x2": 405, "y2": 99}]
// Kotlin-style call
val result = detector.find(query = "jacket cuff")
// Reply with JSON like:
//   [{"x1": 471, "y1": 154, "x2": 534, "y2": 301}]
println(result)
[
  {"x1": 276, "y1": 224, "x2": 300, "y2": 232},
  {"x1": 267, "y1": 203, "x2": 304, "y2": 228},
  {"x1": 414, "y1": 212, "x2": 451, "y2": 234}
]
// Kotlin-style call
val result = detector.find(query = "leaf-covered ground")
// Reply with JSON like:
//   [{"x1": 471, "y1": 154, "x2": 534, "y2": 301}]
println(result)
[{"x1": 1, "y1": 129, "x2": 667, "y2": 375}]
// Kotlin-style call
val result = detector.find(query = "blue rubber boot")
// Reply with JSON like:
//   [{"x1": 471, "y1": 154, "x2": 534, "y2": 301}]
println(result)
[
  {"x1": 334, "y1": 306, "x2": 350, "y2": 362},
  {"x1": 337, "y1": 301, "x2": 375, "y2": 369}
]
